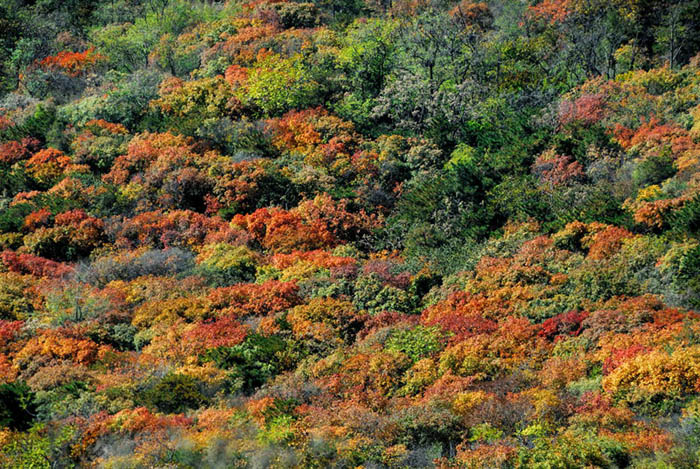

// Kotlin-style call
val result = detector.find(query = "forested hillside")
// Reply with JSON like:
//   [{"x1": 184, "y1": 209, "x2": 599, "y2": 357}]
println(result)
[{"x1": 1, "y1": 0, "x2": 700, "y2": 467}]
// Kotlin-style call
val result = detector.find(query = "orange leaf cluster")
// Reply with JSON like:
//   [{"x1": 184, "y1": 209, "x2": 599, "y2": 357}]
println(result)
[
  {"x1": 38, "y1": 47, "x2": 105, "y2": 77},
  {"x1": 25, "y1": 148, "x2": 72, "y2": 184},
  {"x1": 0, "y1": 251, "x2": 73, "y2": 278},
  {"x1": 208, "y1": 279, "x2": 301, "y2": 317}
]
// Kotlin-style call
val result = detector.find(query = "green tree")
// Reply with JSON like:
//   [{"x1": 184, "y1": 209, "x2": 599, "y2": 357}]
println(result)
[
  {"x1": 0, "y1": 381, "x2": 37, "y2": 430},
  {"x1": 142, "y1": 373, "x2": 208, "y2": 414},
  {"x1": 204, "y1": 333, "x2": 286, "y2": 394}
]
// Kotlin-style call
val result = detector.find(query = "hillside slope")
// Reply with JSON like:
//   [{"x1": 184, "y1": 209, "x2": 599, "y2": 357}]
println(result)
[{"x1": 1, "y1": 0, "x2": 700, "y2": 467}]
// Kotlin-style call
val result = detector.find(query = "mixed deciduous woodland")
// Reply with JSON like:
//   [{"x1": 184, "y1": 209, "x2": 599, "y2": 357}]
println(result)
[{"x1": 1, "y1": 0, "x2": 700, "y2": 467}]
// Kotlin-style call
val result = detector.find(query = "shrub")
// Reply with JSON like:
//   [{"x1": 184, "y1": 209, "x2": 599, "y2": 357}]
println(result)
[
  {"x1": 151, "y1": 76, "x2": 239, "y2": 134},
  {"x1": 23, "y1": 210, "x2": 105, "y2": 261},
  {"x1": 58, "y1": 70, "x2": 162, "y2": 130},
  {"x1": 142, "y1": 373, "x2": 207, "y2": 414},
  {"x1": 632, "y1": 154, "x2": 676, "y2": 186},
  {"x1": 1, "y1": 251, "x2": 72, "y2": 278},
  {"x1": 70, "y1": 119, "x2": 130, "y2": 172},
  {"x1": 538, "y1": 311, "x2": 589, "y2": 341},
  {"x1": 517, "y1": 429, "x2": 629, "y2": 469},
  {"x1": 75, "y1": 248, "x2": 195, "y2": 286},
  {"x1": 287, "y1": 297, "x2": 363, "y2": 345},
  {"x1": 204, "y1": 333, "x2": 286, "y2": 394},
  {"x1": 670, "y1": 194, "x2": 700, "y2": 236},
  {"x1": 385, "y1": 325, "x2": 444, "y2": 363},
  {"x1": 0, "y1": 381, "x2": 37, "y2": 430},
  {"x1": 0, "y1": 272, "x2": 34, "y2": 320},
  {"x1": 0, "y1": 203, "x2": 33, "y2": 234},
  {"x1": 25, "y1": 148, "x2": 71, "y2": 186},
  {"x1": 194, "y1": 243, "x2": 257, "y2": 287},
  {"x1": 104, "y1": 323, "x2": 138, "y2": 351},
  {"x1": 603, "y1": 346, "x2": 700, "y2": 404},
  {"x1": 353, "y1": 273, "x2": 414, "y2": 315},
  {"x1": 240, "y1": 53, "x2": 320, "y2": 117},
  {"x1": 273, "y1": 3, "x2": 320, "y2": 29}
]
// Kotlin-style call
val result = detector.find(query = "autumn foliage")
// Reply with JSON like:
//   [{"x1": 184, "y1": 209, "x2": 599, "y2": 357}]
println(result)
[{"x1": 1, "y1": 0, "x2": 700, "y2": 467}]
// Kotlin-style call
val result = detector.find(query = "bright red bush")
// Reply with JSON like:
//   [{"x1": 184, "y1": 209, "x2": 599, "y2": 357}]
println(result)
[{"x1": 0, "y1": 251, "x2": 73, "y2": 277}]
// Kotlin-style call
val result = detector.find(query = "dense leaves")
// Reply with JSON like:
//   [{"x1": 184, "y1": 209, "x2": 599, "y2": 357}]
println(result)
[{"x1": 1, "y1": 0, "x2": 700, "y2": 467}]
